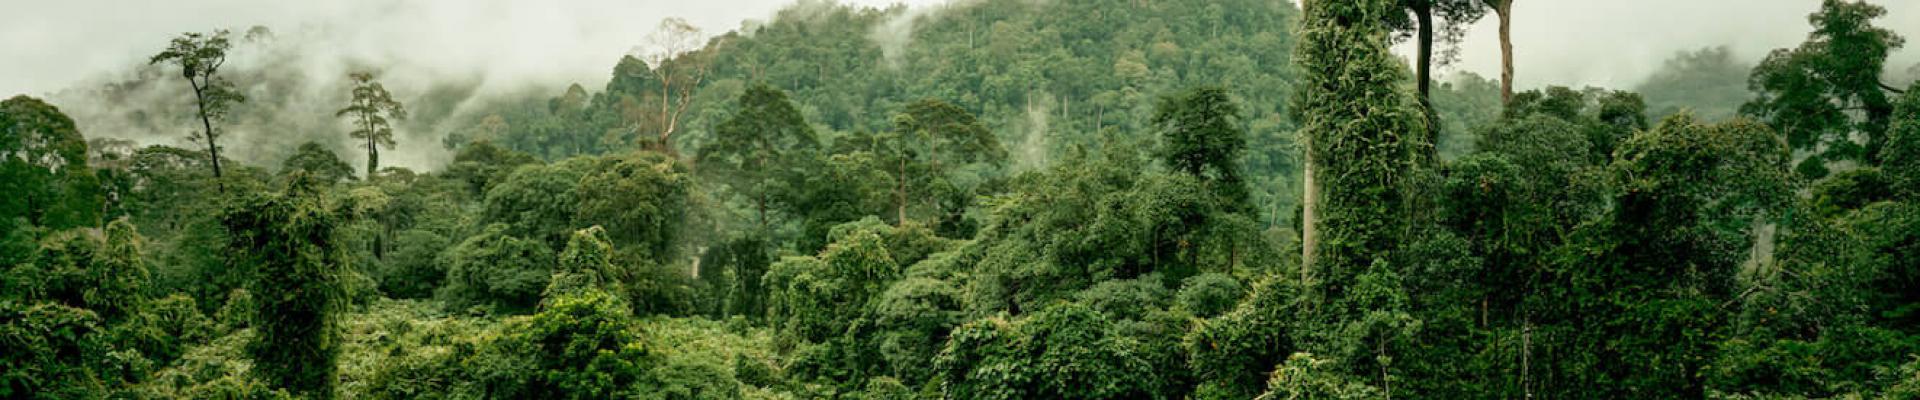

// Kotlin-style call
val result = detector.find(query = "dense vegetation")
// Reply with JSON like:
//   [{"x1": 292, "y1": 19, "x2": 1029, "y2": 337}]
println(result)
[{"x1": 5, "y1": 0, "x2": 1920, "y2": 398}]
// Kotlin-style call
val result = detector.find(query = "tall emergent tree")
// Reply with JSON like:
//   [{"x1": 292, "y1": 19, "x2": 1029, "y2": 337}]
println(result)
[
  {"x1": 1294, "y1": 0, "x2": 1423, "y2": 283},
  {"x1": 1153, "y1": 86, "x2": 1251, "y2": 211},
  {"x1": 1190, "y1": 1, "x2": 1425, "y2": 397},
  {"x1": 1745, "y1": 0, "x2": 1906, "y2": 178},
  {"x1": 149, "y1": 30, "x2": 244, "y2": 189},
  {"x1": 698, "y1": 83, "x2": 820, "y2": 228},
  {"x1": 224, "y1": 172, "x2": 346, "y2": 398},
  {"x1": 634, "y1": 17, "x2": 719, "y2": 153},
  {"x1": 337, "y1": 72, "x2": 408, "y2": 178},
  {"x1": 1477, "y1": 0, "x2": 1516, "y2": 104},
  {"x1": 1390, "y1": 0, "x2": 1489, "y2": 156},
  {"x1": 881, "y1": 99, "x2": 1006, "y2": 226}
]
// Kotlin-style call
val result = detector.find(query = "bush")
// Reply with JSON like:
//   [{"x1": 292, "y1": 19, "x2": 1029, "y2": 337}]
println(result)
[{"x1": 439, "y1": 223, "x2": 555, "y2": 312}]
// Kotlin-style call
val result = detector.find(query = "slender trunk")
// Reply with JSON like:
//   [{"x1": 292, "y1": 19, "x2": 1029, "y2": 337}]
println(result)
[
  {"x1": 659, "y1": 80, "x2": 674, "y2": 151},
  {"x1": 1415, "y1": 4, "x2": 1434, "y2": 101},
  {"x1": 1497, "y1": 1, "x2": 1515, "y2": 105},
  {"x1": 366, "y1": 116, "x2": 380, "y2": 179},
  {"x1": 1416, "y1": 3, "x2": 1441, "y2": 163},
  {"x1": 1381, "y1": 339, "x2": 1393, "y2": 400},
  {"x1": 896, "y1": 157, "x2": 908, "y2": 226},
  {"x1": 1301, "y1": 134, "x2": 1317, "y2": 284},
  {"x1": 927, "y1": 130, "x2": 941, "y2": 221},
  {"x1": 190, "y1": 81, "x2": 225, "y2": 192},
  {"x1": 755, "y1": 151, "x2": 769, "y2": 229}
]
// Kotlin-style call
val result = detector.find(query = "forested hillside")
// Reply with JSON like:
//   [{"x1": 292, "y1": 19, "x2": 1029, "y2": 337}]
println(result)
[{"x1": 4, "y1": 0, "x2": 1920, "y2": 399}]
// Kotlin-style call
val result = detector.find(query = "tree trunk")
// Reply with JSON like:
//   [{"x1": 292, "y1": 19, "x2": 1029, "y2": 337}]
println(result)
[
  {"x1": 1413, "y1": 3, "x2": 1443, "y2": 162},
  {"x1": 1414, "y1": 3, "x2": 1434, "y2": 101},
  {"x1": 190, "y1": 81, "x2": 226, "y2": 192},
  {"x1": 366, "y1": 120, "x2": 380, "y2": 179},
  {"x1": 1497, "y1": 0, "x2": 1515, "y2": 105},
  {"x1": 1301, "y1": 134, "x2": 1317, "y2": 284},
  {"x1": 897, "y1": 157, "x2": 909, "y2": 226},
  {"x1": 1415, "y1": 3, "x2": 1441, "y2": 162}
]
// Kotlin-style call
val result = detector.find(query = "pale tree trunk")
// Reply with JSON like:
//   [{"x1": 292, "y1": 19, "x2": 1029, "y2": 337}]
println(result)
[
  {"x1": 1301, "y1": 135, "x2": 1317, "y2": 284},
  {"x1": 1497, "y1": 0, "x2": 1515, "y2": 105},
  {"x1": 897, "y1": 157, "x2": 909, "y2": 226}
]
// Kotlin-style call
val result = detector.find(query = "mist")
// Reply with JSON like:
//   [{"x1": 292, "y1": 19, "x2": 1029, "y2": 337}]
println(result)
[
  {"x1": 1, "y1": 0, "x2": 938, "y2": 172},
  {"x1": 1412, "y1": 0, "x2": 1920, "y2": 89},
  {"x1": 6, "y1": 0, "x2": 1920, "y2": 172}
]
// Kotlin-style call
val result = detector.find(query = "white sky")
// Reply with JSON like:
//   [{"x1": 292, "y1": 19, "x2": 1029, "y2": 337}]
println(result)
[{"x1": 2, "y1": 0, "x2": 1917, "y2": 97}]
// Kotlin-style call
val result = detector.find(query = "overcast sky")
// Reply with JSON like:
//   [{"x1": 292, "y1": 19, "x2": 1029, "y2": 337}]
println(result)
[{"x1": 3, "y1": 0, "x2": 1918, "y2": 97}]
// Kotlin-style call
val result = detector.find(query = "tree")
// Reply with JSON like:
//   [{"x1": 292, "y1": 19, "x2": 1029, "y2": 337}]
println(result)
[
  {"x1": 1745, "y1": 0, "x2": 1906, "y2": 177},
  {"x1": 1153, "y1": 87, "x2": 1250, "y2": 210},
  {"x1": 573, "y1": 151, "x2": 695, "y2": 263},
  {"x1": 439, "y1": 223, "x2": 555, "y2": 312},
  {"x1": 934, "y1": 303, "x2": 1160, "y2": 399},
  {"x1": 1293, "y1": 0, "x2": 1423, "y2": 287},
  {"x1": 482, "y1": 157, "x2": 594, "y2": 246},
  {"x1": 1255, "y1": 353, "x2": 1383, "y2": 400},
  {"x1": 634, "y1": 17, "x2": 719, "y2": 153},
  {"x1": 1540, "y1": 115, "x2": 1792, "y2": 397},
  {"x1": 149, "y1": 30, "x2": 245, "y2": 190},
  {"x1": 1390, "y1": 0, "x2": 1488, "y2": 101},
  {"x1": 1390, "y1": 0, "x2": 1490, "y2": 156},
  {"x1": 1888, "y1": 82, "x2": 1920, "y2": 198},
  {"x1": 279, "y1": 142, "x2": 355, "y2": 184},
  {"x1": 862, "y1": 99, "x2": 1006, "y2": 226},
  {"x1": 1474, "y1": 0, "x2": 1516, "y2": 104},
  {"x1": 223, "y1": 173, "x2": 346, "y2": 398},
  {"x1": 1, "y1": 96, "x2": 101, "y2": 231},
  {"x1": 698, "y1": 83, "x2": 819, "y2": 228},
  {"x1": 336, "y1": 72, "x2": 408, "y2": 178}
]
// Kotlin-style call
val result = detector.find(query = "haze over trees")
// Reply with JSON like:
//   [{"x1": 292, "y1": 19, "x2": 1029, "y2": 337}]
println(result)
[{"x1": 4, "y1": 0, "x2": 1920, "y2": 399}]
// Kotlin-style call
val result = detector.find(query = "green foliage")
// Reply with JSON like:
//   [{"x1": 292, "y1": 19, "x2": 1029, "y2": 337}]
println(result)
[
  {"x1": 552, "y1": 226, "x2": 616, "y2": 295},
  {"x1": 1744, "y1": 0, "x2": 1906, "y2": 177},
  {"x1": 439, "y1": 223, "x2": 555, "y2": 312},
  {"x1": 1293, "y1": 0, "x2": 1423, "y2": 287},
  {"x1": 374, "y1": 229, "x2": 449, "y2": 299},
  {"x1": 935, "y1": 303, "x2": 1160, "y2": 400},
  {"x1": 1153, "y1": 87, "x2": 1250, "y2": 210},
  {"x1": 25, "y1": 1, "x2": 1920, "y2": 399},
  {"x1": 279, "y1": 142, "x2": 357, "y2": 184},
  {"x1": 1186, "y1": 278, "x2": 1302, "y2": 399},
  {"x1": 1177, "y1": 273, "x2": 1244, "y2": 318},
  {"x1": 574, "y1": 151, "x2": 695, "y2": 262},
  {"x1": 1886, "y1": 82, "x2": 1920, "y2": 199},
  {"x1": 1810, "y1": 168, "x2": 1894, "y2": 217},
  {"x1": 445, "y1": 140, "x2": 539, "y2": 197},
  {"x1": 224, "y1": 173, "x2": 347, "y2": 398},
  {"x1": 0, "y1": 301, "x2": 110, "y2": 399},
  {"x1": 1, "y1": 95, "x2": 102, "y2": 231},
  {"x1": 699, "y1": 83, "x2": 820, "y2": 229},
  {"x1": 518, "y1": 289, "x2": 655, "y2": 398},
  {"x1": 1254, "y1": 353, "x2": 1381, "y2": 400},
  {"x1": 789, "y1": 152, "x2": 895, "y2": 252},
  {"x1": 482, "y1": 157, "x2": 593, "y2": 246},
  {"x1": 1533, "y1": 115, "x2": 1792, "y2": 397}
]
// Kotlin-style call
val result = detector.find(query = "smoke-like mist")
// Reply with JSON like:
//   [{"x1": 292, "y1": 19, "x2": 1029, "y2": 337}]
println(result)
[
  {"x1": 1418, "y1": 0, "x2": 1920, "y2": 89},
  {"x1": 7, "y1": 0, "x2": 1920, "y2": 172},
  {"x1": 3, "y1": 0, "x2": 936, "y2": 172}
]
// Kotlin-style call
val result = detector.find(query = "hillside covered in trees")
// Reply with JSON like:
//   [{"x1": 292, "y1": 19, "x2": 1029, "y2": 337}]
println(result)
[{"x1": 5, "y1": 0, "x2": 1920, "y2": 398}]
